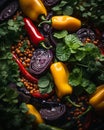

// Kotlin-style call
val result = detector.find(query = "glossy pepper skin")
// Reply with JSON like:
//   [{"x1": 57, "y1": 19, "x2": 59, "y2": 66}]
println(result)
[
  {"x1": 12, "y1": 53, "x2": 38, "y2": 83},
  {"x1": 26, "y1": 104, "x2": 44, "y2": 124},
  {"x1": 50, "y1": 62, "x2": 73, "y2": 98},
  {"x1": 89, "y1": 84, "x2": 104, "y2": 111},
  {"x1": 52, "y1": 15, "x2": 81, "y2": 32},
  {"x1": 39, "y1": 15, "x2": 81, "y2": 32},
  {"x1": 24, "y1": 18, "x2": 45, "y2": 46},
  {"x1": 19, "y1": 0, "x2": 47, "y2": 21},
  {"x1": 31, "y1": 90, "x2": 54, "y2": 99},
  {"x1": 13, "y1": 53, "x2": 54, "y2": 99}
]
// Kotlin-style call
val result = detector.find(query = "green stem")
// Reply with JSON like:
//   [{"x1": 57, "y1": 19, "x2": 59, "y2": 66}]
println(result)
[
  {"x1": 38, "y1": 20, "x2": 51, "y2": 27},
  {"x1": 78, "y1": 105, "x2": 92, "y2": 119},
  {"x1": 77, "y1": 63, "x2": 88, "y2": 68},
  {"x1": 40, "y1": 42, "x2": 52, "y2": 49},
  {"x1": 65, "y1": 96, "x2": 81, "y2": 107},
  {"x1": 77, "y1": 62, "x2": 104, "y2": 73}
]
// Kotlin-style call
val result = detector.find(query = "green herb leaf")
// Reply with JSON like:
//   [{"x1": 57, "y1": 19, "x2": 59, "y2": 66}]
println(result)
[
  {"x1": 56, "y1": 42, "x2": 71, "y2": 61},
  {"x1": 69, "y1": 68, "x2": 82, "y2": 86},
  {"x1": 38, "y1": 75, "x2": 50, "y2": 88},
  {"x1": 64, "y1": 34, "x2": 82, "y2": 53},
  {"x1": 38, "y1": 73, "x2": 54, "y2": 94},
  {"x1": 63, "y1": 6, "x2": 73, "y2": 15},
  {"x1": 53, "y1": 30, "x2": 68, "y2": 39}
]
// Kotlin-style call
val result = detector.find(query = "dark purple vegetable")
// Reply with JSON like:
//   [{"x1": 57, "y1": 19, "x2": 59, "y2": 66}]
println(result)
[
  {"x1": 42, "y1": 0, "x2": 61, "y2": 7},
  {"x1": 29, "y1": 49, "x2": 53, "y2": 75},
  {"x1": 49, "y1": 28, "x2": 57, "y2": 46},
  {"x1": 39, "y1": 101, "x2": 66, "y2": 121},
  {"x1": 76, "y1": 28, "x2": 96, "y2": 43},
  {"x1": 43, "y1": 23, "x2": 51, "y2": 33},
  {"x1": 0, "y1": 0, "x2": 19, "y2": 22}
]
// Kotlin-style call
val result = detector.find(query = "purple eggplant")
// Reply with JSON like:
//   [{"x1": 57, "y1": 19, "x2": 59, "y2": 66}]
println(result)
[
  {"x1": 29, "y1": 49, "x2": 53, "y2": 75},
  {"x1": 0, "y1": 0, "x2": 19, "y2": 22}
]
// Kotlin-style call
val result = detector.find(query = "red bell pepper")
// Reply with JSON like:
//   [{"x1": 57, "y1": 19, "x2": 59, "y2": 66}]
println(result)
[
  {"x1": 12, "y1": 53, "x2": 38, "y2": 83},
  {"x1": 24, "y1": 18, "x2": 45, "y2": 45}
]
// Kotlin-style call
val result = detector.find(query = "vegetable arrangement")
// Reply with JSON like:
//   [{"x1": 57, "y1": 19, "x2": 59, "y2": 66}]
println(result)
[{"x1": 0, "y1": 0, "x2": 104, "y2": 130}]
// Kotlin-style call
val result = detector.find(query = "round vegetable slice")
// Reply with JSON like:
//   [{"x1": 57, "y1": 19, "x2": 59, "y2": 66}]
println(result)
[
  {"x1": 39, "y1": 101, "x2": 66, "y2": 121},
  {"x1": 0, "y1": 0, "x2": 19, "y2": 22},
  {"x1": 29, "y1": 49, "x2": 53, "y2": 75}
]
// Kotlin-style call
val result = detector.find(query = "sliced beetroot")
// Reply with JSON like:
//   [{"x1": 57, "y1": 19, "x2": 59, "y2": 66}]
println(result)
[
  {"x1": 42, "y1": 0, "x2": 61, "y2": 7},
  {"x1": 76, "y1": 28, "x2": 96, "y2": 43},
  {"x1": 29, "y1": 49, "x2": 53, "y2": 75},
  {"x1": 39, "y1": 101, "x2": 66, "y2": 121},
  {"x1": 0, "y1": 0, "x2": 19, "y2": 22}
]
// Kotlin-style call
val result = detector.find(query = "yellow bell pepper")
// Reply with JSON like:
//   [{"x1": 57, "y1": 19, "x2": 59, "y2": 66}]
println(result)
[
  {"x1": 89, "y1": 84, "x2": 104, "y2": 111},
  {"x1": 19, "y1": 0, "x2": 47, "y2": 21},
  {"x1": 26, "y1": 104, "x2": 44, "y2": 124},
  {"x1": 50, "y1": 62, "x2": 73, "y2": 98}
]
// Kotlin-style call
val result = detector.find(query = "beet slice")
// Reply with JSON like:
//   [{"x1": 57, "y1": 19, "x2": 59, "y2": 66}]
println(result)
[
  {"x1": 42, "y1": 0, "x2": 61, "y2": 7},
  {"x1": 0, "y1": 0, "x2": 19, "y2": 22},
  {"x1": 39, "y1": 101, "x2": 66, "y2": 122},
  {"x1": 29, "y1": 49, "x2": 53, "y2": 75},
  {"x1": 76, "y1": 28, "x2": 96, "y2": 42}
]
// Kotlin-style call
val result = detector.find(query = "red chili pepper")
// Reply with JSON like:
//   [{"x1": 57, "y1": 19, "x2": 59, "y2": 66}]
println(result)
[
  {"x1": 12, "y1": 53, "x2": 38, "y2": 83},
  {"x1": 12, "y1": 53, "x2": 54, "y2": 99},
  {"x1": 24, "y1": 18, "x2": 45, "y2": 45},
  {"x1": 31, "y1": 90, "x2": 54, "y2": 99}
]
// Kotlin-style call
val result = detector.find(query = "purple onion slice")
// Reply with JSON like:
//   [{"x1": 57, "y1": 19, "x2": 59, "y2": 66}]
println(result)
[
  {"x1": 0, "y1": 0, "x2": 19, "y2": 22},
  {"x1": 29, "y1": 49, "x2": 53, "y2": 75},
  {"x1": 39, "y1": 102, "x2": 66, "y2": 121},
  {"x1": 42, "y1": 0, "x2": 61, "y2": 7}
]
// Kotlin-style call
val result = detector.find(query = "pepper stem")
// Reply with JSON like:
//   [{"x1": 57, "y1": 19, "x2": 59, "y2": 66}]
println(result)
[
  {"x1": 65, "y1": 96, "x2": 81, "y2": 107},
  {"x1": 40, "y1": 42, "x2": 52, "y2": 49},
  {"x1": 78, "y1": 105, "x2": 92, "y2": 119},
  {"x1": 38, "y1": 20, "x2": 51, "y2": 27}
]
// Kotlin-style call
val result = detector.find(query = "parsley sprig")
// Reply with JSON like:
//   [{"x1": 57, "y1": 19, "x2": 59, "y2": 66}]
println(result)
[
  {"x1": 54, "y1": 31, "x2": 104, "y2": 95},
  {"x1": 52, "y1": 0, "x2": 104, "y2": 29},
  {"x1": 0, "y1": 15, "x2": 34, "y2": 130}
]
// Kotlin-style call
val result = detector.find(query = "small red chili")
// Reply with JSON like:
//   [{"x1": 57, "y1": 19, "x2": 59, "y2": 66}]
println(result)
[
  {"x1": 12, "y1": 53, "x2": 54, "y2": 99},
  {"x1": 31, "y1": 90, "x2": 54, "y2": 99},
  {"x1": 12, "y1": 53, "x2": 38, "y2": 83}
]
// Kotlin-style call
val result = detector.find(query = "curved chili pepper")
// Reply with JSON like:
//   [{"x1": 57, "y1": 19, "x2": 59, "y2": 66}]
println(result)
[
  {"x1": 12, "y1": 53, "x2": 38, "y2": 83},
  {"x1": 12, "y1": 53, "x2": 54, "y2": 99},
  {"x1": 31, "y1": 90, "x2": 54, "y2": 99}
]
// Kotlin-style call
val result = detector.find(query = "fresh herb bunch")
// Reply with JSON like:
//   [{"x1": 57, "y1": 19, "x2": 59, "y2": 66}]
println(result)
[
  {"x1": 54, "y1": 30, "x2": 104, "y2": 95},
  {"x1": 0, "y1": 15, "x2": 34, "y2": 130},
  {"x1": 52, "y1": 0, "x2": 104, "y2": 29}
]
